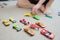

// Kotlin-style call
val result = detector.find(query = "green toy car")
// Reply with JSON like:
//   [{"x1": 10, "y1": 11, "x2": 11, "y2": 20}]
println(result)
[
  {"x1": 13, "y1": 23, "x2": 22, "y2": 32},
  {"x1": 32, "y1": 15, "x2": 40, "y2": 20},
  {"x1": 45, "y1": 14, "x2": 52, "y2": 18}
]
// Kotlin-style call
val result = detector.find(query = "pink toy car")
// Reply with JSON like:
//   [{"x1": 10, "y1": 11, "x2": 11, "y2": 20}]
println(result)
[{"x1": 40, "y1": 29, "x2": 55, "y2": 39}]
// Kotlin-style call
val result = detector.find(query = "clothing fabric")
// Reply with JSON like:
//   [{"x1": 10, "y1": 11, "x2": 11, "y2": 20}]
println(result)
[{"x1": 29, "y1": 0, "x2": 49, "y2": 6}]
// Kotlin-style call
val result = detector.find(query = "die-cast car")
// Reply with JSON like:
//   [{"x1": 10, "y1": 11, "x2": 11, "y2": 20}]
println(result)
[
  {"x1": 20, "y1": 19, "x2": 29, "y2": 25},
  {"x1": 29, "y1": 24, "x2": 39, "y2": 29},
  {"x1": 40, "y1": 29, "x2": 55, "y2": 39},
  {"x1": 9, "y1": 17, "x2": 16, "y2": 23},
  {"x1": 35, "y1": 22, "x2": 46, "y2": 28},
  {"x1": 13, "y1": 23, "x2": 22, "y2": 32},
  {"x1": 2, "y1": 20, "x2": 10, "y2": 26},
  {"x1": 24, "y1": 27, "x2": 35, "y2": 36}
]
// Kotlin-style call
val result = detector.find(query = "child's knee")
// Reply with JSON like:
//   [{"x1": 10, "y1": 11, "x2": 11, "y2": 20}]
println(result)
[
  {"x1": 17, "y1": 2, "x2": 21, "y2": 7},
  {"x1": 17, "y1": 0, "x2": 23, "y2": 7}
]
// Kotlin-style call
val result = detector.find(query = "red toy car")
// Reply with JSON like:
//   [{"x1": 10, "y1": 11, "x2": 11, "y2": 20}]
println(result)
[
  {"x1": 20, "y1": 19, "x2": 29, "y2": 25},
  {"x1": 40, "y1": 29, "x2": 55, "y2": 39},
  {"x1": 29, "y1": 24, "x2": 39, "y2": 29}
]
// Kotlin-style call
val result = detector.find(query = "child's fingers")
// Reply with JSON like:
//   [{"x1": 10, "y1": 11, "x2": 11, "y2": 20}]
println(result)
[{"x1": 32, "y1": 9, "x2": 35, "y2": 14}]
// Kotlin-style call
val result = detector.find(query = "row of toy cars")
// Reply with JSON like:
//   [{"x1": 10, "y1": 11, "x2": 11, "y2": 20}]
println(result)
[
  {"x1": 2, "y1": 17, "x2": 55, "y2": 40},
  {"x1": 2, "y1": 17, "x2": 22, "y2": 32},
  {"x1": 23, "y1": 27, "x2": 55, "y2": 39},
  {"x1": 20, "y1": 19, "x2": 55, "y2": 39},
  {"x1": 2, "y1": 17, "x2": 16, "y2": 26}
]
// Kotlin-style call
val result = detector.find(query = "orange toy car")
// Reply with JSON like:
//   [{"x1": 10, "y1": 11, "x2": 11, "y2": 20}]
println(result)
[
  {"x1": 35, "y1": 22, "x2": 46, "y2": 28},
  {"x1": 24, "y1": 27, "x2": 35, "y2": 36}
]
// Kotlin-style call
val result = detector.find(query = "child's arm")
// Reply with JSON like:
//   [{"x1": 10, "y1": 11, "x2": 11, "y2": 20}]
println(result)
[
  {"x1": 37, "y1": 0, "x2": 45, "y2": 7},
  {"x1": 32, "y1": 0, "x2": 45, "y2": 14}
]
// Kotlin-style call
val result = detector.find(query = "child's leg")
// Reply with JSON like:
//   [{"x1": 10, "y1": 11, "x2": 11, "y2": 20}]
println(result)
[
  {"x1": 39, "y1": 5, "x2": 46, "y2": 13},
  {"x1": 46, "y1": 0, "x2": 54, "y2": 9},
  {"x1": 17, "y1": 0, "x2": 35, "y2": 9},
  {"x1": 44, "y1": 0, "x2": 54, "y2": 14},
  {"x1": 39, "y1": 0, "x2": 54, "y2": 14}
]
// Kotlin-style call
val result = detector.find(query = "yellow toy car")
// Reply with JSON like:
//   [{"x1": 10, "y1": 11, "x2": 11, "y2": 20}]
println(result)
[
  {"x1": 9, "y1": 17, "x2": 16, "y2": 23},
  {"x1": 24, "y1": 13, "x2": 32, "y2": 17},
  {"x1": 2, "y1": 20, "x2": 10, "y2": 26}
]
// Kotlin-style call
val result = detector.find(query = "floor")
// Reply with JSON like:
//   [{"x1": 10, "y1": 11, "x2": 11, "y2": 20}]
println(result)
[{"x1": 0, "y1": 0, "x2": 60, "y2": 40}]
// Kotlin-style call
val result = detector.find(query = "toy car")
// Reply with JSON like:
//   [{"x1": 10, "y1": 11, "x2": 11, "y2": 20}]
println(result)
[
  {"x1": 45, "y1": 14, "x2": 52, "y2": 18},
  {"x1": 2, "y1": 20, "x2": 10, "y2": 26},
  {"x1": 58, "y1": 12, "x2": 60, "y2": 16},
  {"x1": 20, "y1": 19, "x2": 29, "y2": 25},
  {"x1": 24, "y1": 27, "x2": 35, "y2": 36},
  {"x1": 9, "y1": 17, "x2": 16, "y2": 23},
  {"x1": 2, "y1": 3, "x2": 7, "y2": 6},
  {"x1": 29, "y1": 24, "x2": 39, "y2": 29},
  {"x1": 24, "y1": 13, "x2": 32, "y2": 17},
  {"x1": 35, "y1": 22, "x2": 46, "y2": 28},
  {"x1": 32, "y1": 15, "x2": 40, "y2": 20},
  {"x1": 40, "y1": 29, "x2": 55, "y2": 39},
  {"x1": 13, "y1": 23, "x2": 22, "y2": 32}
]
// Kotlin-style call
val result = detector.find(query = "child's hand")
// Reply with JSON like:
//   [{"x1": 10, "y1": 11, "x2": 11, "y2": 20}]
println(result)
[{"x1": 32, "y1": 4, "x2": 40, "y2": 14}]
